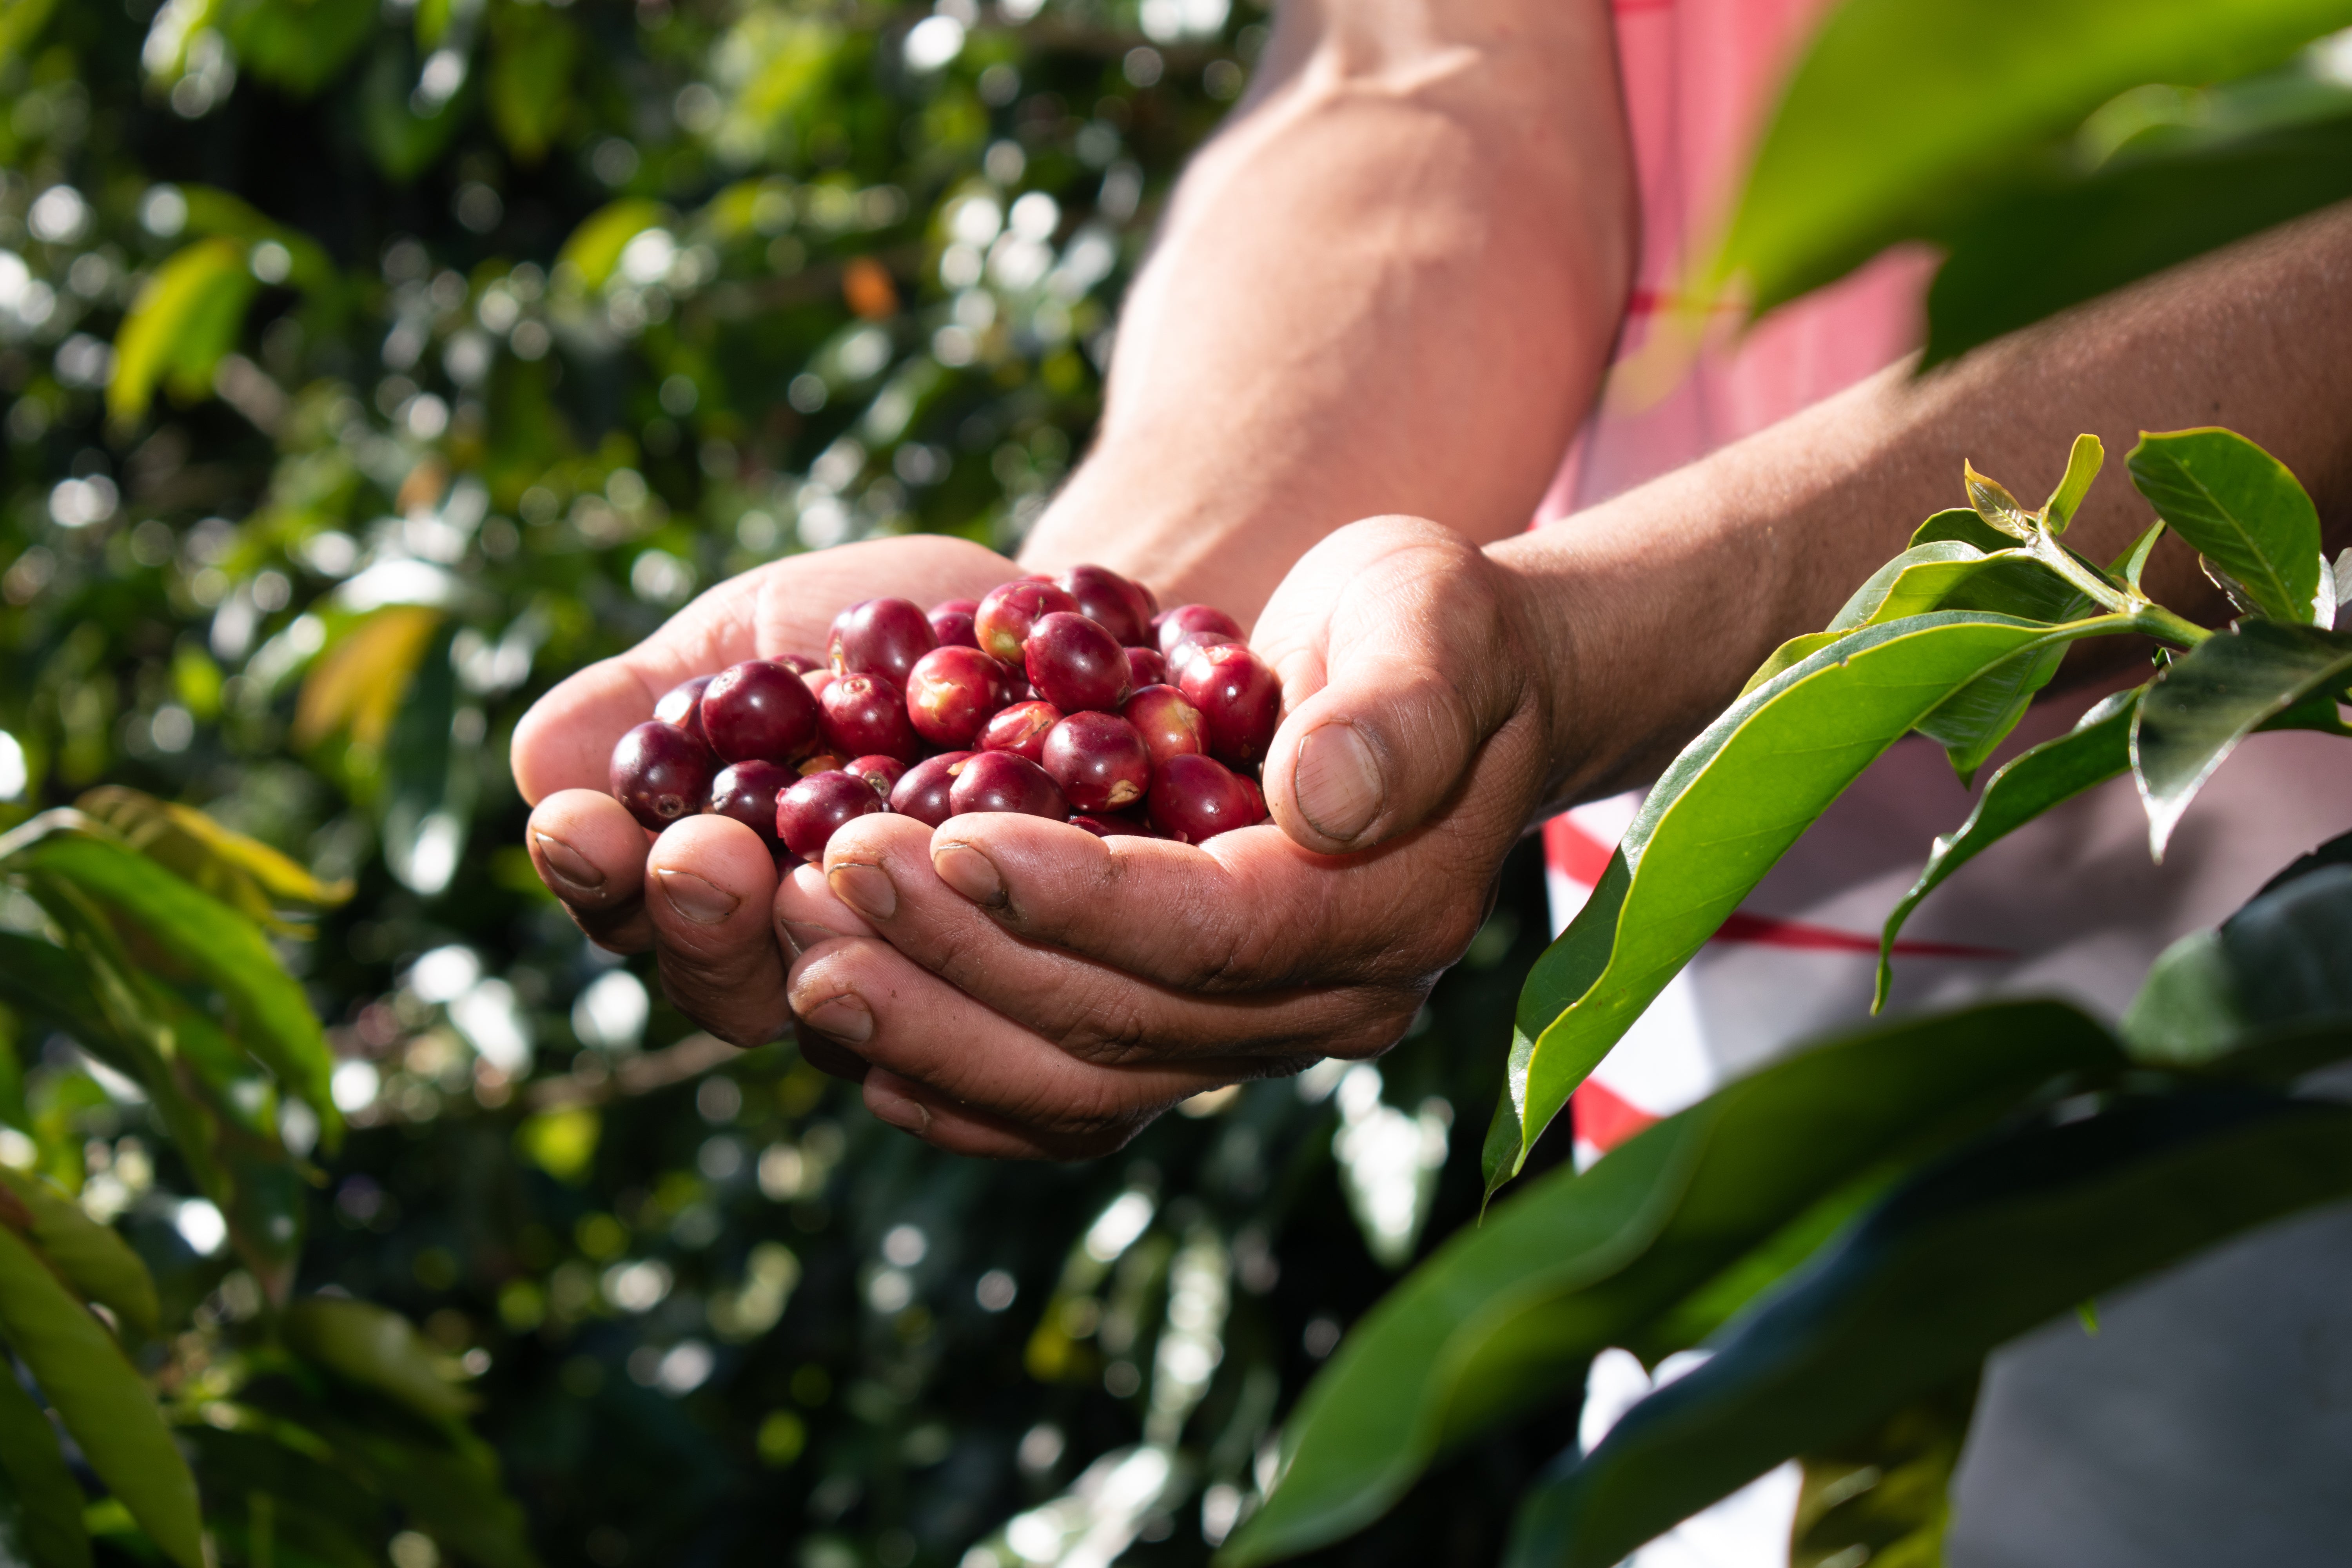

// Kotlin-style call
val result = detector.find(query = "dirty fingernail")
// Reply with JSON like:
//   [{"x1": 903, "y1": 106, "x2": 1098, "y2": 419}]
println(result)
[
  {"x1": 656, "y1": 867, "x2": 739, "y2": 925},
  {"x1": 534, "y1": 831, "x2": 604, "y2": 898},
  {"x1": 932, "y1": 842, "x2": 1005, "y2": 907},
  {"x1": 828, "y1": 862, "x2": 897, "y2": 922},
  {"x1": 1292, "y1": 722, "x2": 1385, "y2": 844},
  {"x1": 802, "y1": 992, "x2": 873, "y2": 1044},
  {"x1": 866, "y1": 1081, "x2": 932, "y2": 1136}
]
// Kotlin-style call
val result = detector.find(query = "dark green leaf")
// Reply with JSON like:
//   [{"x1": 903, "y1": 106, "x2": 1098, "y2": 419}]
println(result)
[
  {"x1": 74, "y1": 786, "x2": 351, "y2": 933},
  {"x1": 0, "y1": 1169, "x2": 159, "y2": 1337},
  {"x1": 282, "y1": 1298, "x2": 479, "y2": 1422},
  {"x1": 2112, "y1": 520, "x2": 2167, "y2": 594},
  {"x1": 1505, "y1": 1093, "x2": 2352, "y2": 1568},
  {"x1": 221, "y1": 0, "x2": 377, "y2": 96},
  {"x1": 1908, "y1": 508, "x2": 2012, "y2": 555},
  {"x1": 2124, "y1": 864, "x2": 2352, "y2": 1065},
  {"x1": 1791, "y1": 1374, "x2": 1977, "y2": 1568},
  {"x1": 0, "y1": 1360, "x2": 90, "y2": 1568},
  {"x1": 381, "y1": 622, "x2": 473, "y2": 898},
  {"x1": 2126, "y1": 428, "x2": 2327, "y2": 625},
  {"x1": 1229, "y1": 1003, "x2": 2118, "y2": 1566},
  {"x1": 2129, "y1": 620, "x2": 2352, "y2": 857},
  {"x1": 1877, "y1": 687, "x2": 2140, "y2": 1009},
  {"x1": 0, "y1": 1227, "x2": 204, "y2": 1568}
]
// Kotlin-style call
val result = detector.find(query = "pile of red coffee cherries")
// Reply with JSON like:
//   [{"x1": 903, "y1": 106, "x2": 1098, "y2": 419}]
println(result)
[{"x1": 607, "y1": 564, "x2": 1281, "y2": 864}]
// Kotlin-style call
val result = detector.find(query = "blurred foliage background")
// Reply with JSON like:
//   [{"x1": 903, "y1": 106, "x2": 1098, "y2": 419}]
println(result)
[{"x1": 0, "y1": 2, "x2": 1563, "y2": 1565}]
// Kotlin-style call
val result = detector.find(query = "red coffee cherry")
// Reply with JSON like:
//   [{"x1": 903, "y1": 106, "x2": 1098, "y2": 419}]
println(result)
[
  {"x1": 1055, "y1": 564, "x2": 1156, "y2": 647},
  {"x1": 928, "y1": 599, "x2": 981, "y2": 650},
  {"x1": 905, "y1": 645, "x2": 1015, "y2": 748},
  {"x1": 948, "y1": 750, "x2": 1068, "y2": 819},
  {"x1": 1146, "y1": 753, "x2": 1265, "y2": 844},
  {"x1": 828, "y1": 597, "x2": 937, "y2": 685},
  {"x1": 1120, "y1": 683, "x2": 1207, "y2": 767},
  {"x1": 610, "y1": 721, "x2": 719, "y2": 832},
  {"x1": 797, "y1": 753, "x2": 845, "y2": 776},
  {"x1": 706, "y1": 759, "x2": 795, "y2": 851},
  {"x1": 803, "y1": 668, "x2": 836, "y2": 704},
  {"x1": 653, "y1": 675, "x2": 712, "y2": 743},
  {"x1": 702, "y1": 659, "x2": 823, "y2": 764},
  {"x1": 820, "y1": 672, "x2": 921, "y2": 764},
  {"x1": 1042, "y1": 711, "x2": 1151, "y2": 813},
  {"x1": 777, "y1": 771, "x2": 884, "y2": 864},
  {"x1": 1024, "y1": 611, "x2": 1131, "y2": 713},
  {"x1": 1070, "y1": 811, "x2": 1157, "y2": 838},
  {"x1": 775, "y1": 652, "x2": 821, "y2": 674},
  {"x1": 978, "y1": 699, "x2": 1062, "y2": 763},
  {"x1": 843, "y1": 755, "x2": 907, "y2": 798},
  {"x1": 1124, "y1": 647, "x2": 1167, "y2": 690},
  {"x1": 974, "y1": 580, "x2": 1079, "y2": 662},
  {"x1": 889, "y1": 751, "x2": 974, "y2": 828},
  {"x1": 1154, "y1": 604, "x2": 1243, "y2": 659},
  {"x1": 1177, "y1": 642, "x2": 1281, "y2": 769}
]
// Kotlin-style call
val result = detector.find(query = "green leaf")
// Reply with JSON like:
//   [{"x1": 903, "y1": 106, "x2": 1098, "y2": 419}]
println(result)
[
  {"x1": 0, "y1": 1169, "x2": 159, "y2": 1338},
  {"x1": 0, "y1": 1227, "x2": 204, "y2": 1568},
  {"x1": 2039, "y1": 434, "x2": 2104, "y2": 534},
  {"x1": 1908, "y1": 508, "x2": 2012, "y2": 555},
  {"x1": 2112, "y1": 520, "x2": 2167, "y2": 594},
  {"x1": 488, "y1": 5, "x2": 580, "y2": 163},
  {"x1": 2129, "y1": 620, "x2": 2352, "y2": 858},
  {"x1": 221, "y1": 0, "x2": 377, "y2": 97},
  {"x1": 1736, "y1": 633, "x2": 1846, "y2": 700},
  {"x1": 108, "y1": 237, "x2": 259, "y2": 424},
  {"x1": 1791, "y1": 1375, "x2": 1977, "y2": 1568},
  {"x1": 183, "y1": 1428, "x2": 385, "y2": 1568},
  {"x1": 2126, "y1": 428, "x2": 2327, "y2": 625},
  {"x1": 358, "y1": 45, "x2": 473, "y2": 182},
  {"x1": 1491, "y1": 611, "x2": 2144, "y2": 1193},
  {"x1": 75, "y1": 786, "x2": 352, "y2": 933},
  {"x1": 10, "y1": 829, "x2": 337, "y2": 1130},
  {"x1": 281, "y1": 1298, "x2": 479, "y2": 1423},
  {"x1": 1504, "y1": 1093, "x2": 2352, "y2": 1568},
  {"x1": 0, "y1": 1358, "x2": 90, "y2": 1568},
  {"x1": 2124, "y1": 864, "x2": 2352, "y2": 1065},
  {"x1": 0, "y1": 0, "x2": 60, "y2": 70},
  {"x1": 1227, "y1": 1003, "x2": 2118, "y2": 1566},
  {"x1": 176, "y1": 187, "x2": 338, "y2": 294},
  {"x1": 558, "y1": 201, "x2": 671, "y2": 291},
  {"x1": 1708, "y1": 0, "x2": 2352, "y2": 318},
  {"x1": 1876, "y1": 687, "x2": 2140, "y2": 1009},
  {"x1": 380, "y1": 622, "x2": 473, "y2": 898}
]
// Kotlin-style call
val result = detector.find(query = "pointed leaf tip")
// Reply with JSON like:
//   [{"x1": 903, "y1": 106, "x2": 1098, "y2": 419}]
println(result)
[{"x1": 1962, "y1": 461, "x2": 2036, "y2": 542}]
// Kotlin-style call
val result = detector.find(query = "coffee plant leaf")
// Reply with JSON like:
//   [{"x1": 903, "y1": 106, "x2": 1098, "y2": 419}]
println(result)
[
  {"x1": 1491, "y1": 611, "x2": 2147, "y2": 1193},
  {"x1": 1877, "y1": 686, "x2": 2141, "y2": 1009},
  {"x1": 0, "y1": 1226, "x2": 205, "y2": 1568},
  {"x1": 248, "y1": 1393, "x2": 538, "y2": 1568},
  {"x1": 2039, "y1": 434, "x2": 2104, "y2": 534},
  {"x1": 1824, "y1": 542, "x2": 1991, "y2": 632},
  {"x1": 181, "y1": 1426, "x2": 387, "y2": 1568},
  {"x1": 2125, "y1": 862, "x2": 2352, "y2": 1065},
  {"x1": 1908, "y1": 508, "x2": 2013, "y2": 554},
  {"x1": 558, "y1": 201, "x2": 673, "y2": 292},
  {"x1": 2112, "y1": 519, "x2": 2168, "y2": 594},
  {"x1": 283, "y1": 1297, "x2": 480, "y2": 1422},
  {"x1": 0, "y1": 1169, "x2": 158, "y2": 1338},
  {"x1": 1232, "y1": 1003, "x2": 2118, "y2": 1566},
  {"x1": 107, "y1": 236, "x2": 259, "y2": 424},
  {"x1": 1503, "y1": 1092, "x2": 2352, "y2": 1568},
  {"x1": 2127, "y1": 428, "x2": 2328, "y2": 625},
  {"x1": 1789, "y1": 1374, "x2": 1978, "y2": 1568},
  {"x1": 0, "y1": 1354, "x2": 89, "y2": 1568},
  {"x1": 75, "y1": 785, "x2": 352, "y2": 931},
  {"x1": 2130, "y1": 619, "x2": 2352, "y2": 858}
]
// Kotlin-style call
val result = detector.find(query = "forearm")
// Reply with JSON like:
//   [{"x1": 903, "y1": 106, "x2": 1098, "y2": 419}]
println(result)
[
  {"x1": 1017, "y1": 0, "x2": 1634, "y2": 621},
  {"x1": 1497, "y1": 203, "x2": 2352, "y2": 806}
]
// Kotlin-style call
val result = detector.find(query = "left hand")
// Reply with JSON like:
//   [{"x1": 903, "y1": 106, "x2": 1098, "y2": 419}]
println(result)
[{"x1": 777, "y1": 516, "x2": 1571, "y2": 1158}]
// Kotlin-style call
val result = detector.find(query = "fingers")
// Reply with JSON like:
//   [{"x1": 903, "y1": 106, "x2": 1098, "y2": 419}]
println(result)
[
  {"x1": 1254, "y1": 517, "x2": 1539, "y2": 855},
  {"x1": 640, "y1": 814, "x2": 791, "y2": 1049},
  {"x1": 528, "y1": 789, "x2": 656, "y2": 953}
]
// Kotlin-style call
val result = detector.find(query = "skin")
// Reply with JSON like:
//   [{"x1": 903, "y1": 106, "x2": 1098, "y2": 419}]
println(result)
[{"x1": 517, "y1": 0, "x2": 2352, "y2": 1157}]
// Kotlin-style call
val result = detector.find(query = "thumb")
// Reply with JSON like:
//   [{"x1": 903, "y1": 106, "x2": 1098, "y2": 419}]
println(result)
[{"x1": 1256, "y1": 517, "x2": 1532, "y2": 856}]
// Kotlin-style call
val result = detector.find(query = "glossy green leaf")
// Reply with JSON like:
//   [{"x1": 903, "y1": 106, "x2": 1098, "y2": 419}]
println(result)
[
  {"x1": 0, "y1": 1169, "x2": 158, "y2": 1338},
  {"x1": 108, "y1": 237, "x2": 259, "y2": 423},
  {"x1": 282, "y1": 1298, "x2": 479, "y2": 1422},
  {"x1": 1877, "y1": 687, "x2": 2140, "y2": 1009},
  {"x1": 1492, "y1": 611, "x2": 2144, "y2": 1193},
  {"x1": 1908, "y1": 508, "x2": 2012, "y2": 555},
  {"x1": 2124, "y1": 864, "x2": 2352, "y2": 1064},
  {"x1": 11, "y1": 829, "x2": 338, "y2": 1128},
  {"x1": 2126, "y1": 428, "x2": 2327, "y2": 625},
  {"x1": 75, "y1": 786, "x2": 351, "y2": 933},
  {"x1": 1790, "y1": 1375, "x2": 1977, "y2": 1568},
  {"x1": 0, "y1": 1227, "x2": 204, "y2": 1568},
  {"x1": 1227, "y1": 1003, "x2": 2118, "y2": 1566},
  {"x1": 1504, "y1": 1094, "x2": 2352, "y2": 1568},
  {"x1": 2039, "y1": 434, "x2": 2104, "y2": 534},
  {"x1": 1709, "y1": 0, "x2": 2352, "y2": 317},
  {"x1": 2129, "y1": 620, "x2": 2352, "y2": 857},
  {"x1": 0, "y1": 1359, "x2": 90, "y2": 1568},
  {"x1": 2114, "y1": 520, "x2": 2167, "y2": 594}
]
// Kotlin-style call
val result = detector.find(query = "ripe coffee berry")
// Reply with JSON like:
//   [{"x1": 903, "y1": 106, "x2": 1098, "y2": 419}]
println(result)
[
  {"x1": 1155, "y1": 604, "x2": 1243, "y2": 659},
  {"x1": 702, "y1": 659, "x2": 823, "y2": 764},
  {"x1": 707, "y1": 759, "x2": 795, "y2": 850},
  {"x1": 653, "y1": 675, "x2": 712, "y2": 742},
  {"x1": 1070, "y1": 811, "x2": 1156, "y2": 838},
  {"x1": 820, "y1": 672, "x2": 921, "y2": 764},
  {"x1": 1042, "y1": 711, "x2": 1152, "y2": 813},
  {"x1": 797, "y1": 753, "x2": 845, "y2": 776},
  {"x1": 844, "y1": 755, "x2": 907, "y2": 797},
  {"x1": 829, "y1": 597, "x2": 936, "y2": 685},
  {"x1": 1146, "y1": 753, "x2": 1264, "y2": 844},
  {"x1": 611, "y1": 721, "x2": 719, "y2": 831},
  {"x1": 1178, "y1": 642, "x2": 1281, "y2": 768},
  {"x1": 974, "y1": 580, "x2": 1079, "y2": 662},
  {"x1": 1120, "y1": 684, "x2": 1207, "y2": 766},
  {"x1": 1124, "y1": 647, "x2": 1167, "y2": 689},
  {"x1": 949, "y1": 750, "x2": 1069, "y2": 819},
  {"x1": 928, "y1": 598, "x2": 981, "y2": 650},
  {"x1": 1056, "y1": 564, "x2": 1155, "y2": 647},
  {"x1": 978, "y1": 699, "x2": 1062, "y2": 763},
  {"x1": 905, "y1": 645, "x2": 1015, "y2": 748},
  {"x1": 1024, "y1": 611, "x2": 1131, "y2": 714},
  {"x1": 777, "y1": 771, "x2": 884, "y2": 864},
  {"x1": 889, "y1": 751, "x2": 973, "y2": 828}
]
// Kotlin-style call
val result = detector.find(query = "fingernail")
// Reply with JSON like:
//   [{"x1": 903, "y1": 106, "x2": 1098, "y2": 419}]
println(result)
[
  {"x1": 932, "y1": 842, "x2": 1005, "y2": 907},
  {"x1": 866, "y1": 1082, "x2": 932, "y2": 1136},
  {"x1": 1293, "y1": 722, "x2": 1385, "y2": 844},
  {"x1": 828, "y1": 862, "x2": 897, "y2": 922},
  {"x1": 803, "y1": 992, "x2": 873, "y2": 1044},
  {"x1": 780, "y1": 920, "x2": 844, "y2": 958},
  {"x1": 534, "y1": 831, "x2": 604, "y2": 898},
  {"x1": 656, "y1": 867, "x2": 740, "y2": 926}
]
